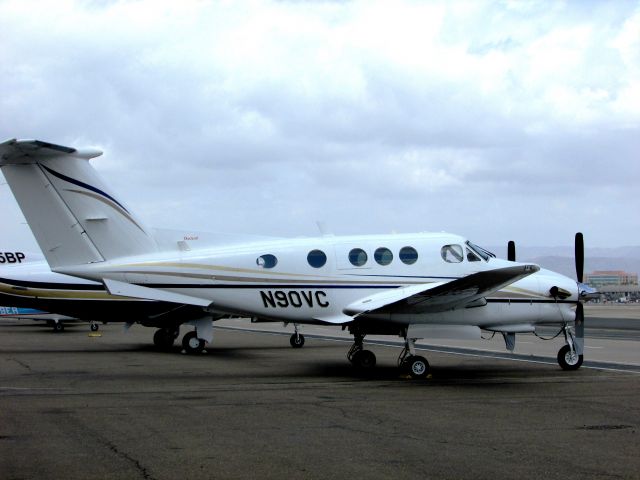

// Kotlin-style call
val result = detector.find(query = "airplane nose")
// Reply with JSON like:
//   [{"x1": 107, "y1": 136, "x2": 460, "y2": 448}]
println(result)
[{"x1": 577, "y1": 282, "x2": 600, "y2": 301}]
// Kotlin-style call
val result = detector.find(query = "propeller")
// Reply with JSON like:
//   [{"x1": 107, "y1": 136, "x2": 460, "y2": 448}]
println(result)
[
  {"x1": 507, "y1": 240, "x2": 516, "y2": 262},
  {"x1": 574, "y1": 232, "x2": 587, "y2": 353}
]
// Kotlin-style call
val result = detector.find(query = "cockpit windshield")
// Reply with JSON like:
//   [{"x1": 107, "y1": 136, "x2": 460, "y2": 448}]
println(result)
[{"x1": 465, "y1": 241, "x2": 495, "y2": 261}]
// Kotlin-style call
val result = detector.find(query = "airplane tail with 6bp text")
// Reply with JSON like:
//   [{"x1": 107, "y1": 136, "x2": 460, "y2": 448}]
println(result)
[{"x1": 0, "y1": 139, "x2": 158, "y2": 270}]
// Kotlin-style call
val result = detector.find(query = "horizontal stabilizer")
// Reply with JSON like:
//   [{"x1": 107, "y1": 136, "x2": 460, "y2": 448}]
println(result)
[
  {"x1": 0, "y1": 138, "x2": 102, "y2": 164},
  {"x1": 103, "y1": 278, "x2": 212, "y2": 307}
]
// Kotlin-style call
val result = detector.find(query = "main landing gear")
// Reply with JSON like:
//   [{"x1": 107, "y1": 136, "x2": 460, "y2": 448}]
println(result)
[
  {"x1": 347, "y1": 333, "x2": 376, "y2": 369},
  {"x1": 153, "y1": 327, "x2": 207, "y2": 354},
  {"x1": 398, "y1": 337, "x2": 430, "y2": 379},
  {"x1": 346, "y1": 330, "x2": 430, "y2": 379},
  {"x1": 153, "y1": 318, "x2": 212, "y2": 354},
  {"x1": 557, "y1": 324, "x2": 583, "y2": 371}
]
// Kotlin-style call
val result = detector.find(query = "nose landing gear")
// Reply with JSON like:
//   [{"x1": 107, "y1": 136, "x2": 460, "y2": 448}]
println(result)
[{"x1": 558, "y1": 324, "x2": 583, "y2": 370}]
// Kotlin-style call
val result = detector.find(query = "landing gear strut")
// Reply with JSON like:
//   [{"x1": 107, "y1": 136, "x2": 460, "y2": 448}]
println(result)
[
  {"x1": 558, "y1": 324, "x2": 583, "y2": 370},
  {"x1": 289, "y1": 324, "x2": 305, "y2": 348},
  {"x1": 398, "y1": 337, "x2": 430, "y2": 379},
  {"x1": 347, "y1": 333, "x2": 376, "y2": 369}
]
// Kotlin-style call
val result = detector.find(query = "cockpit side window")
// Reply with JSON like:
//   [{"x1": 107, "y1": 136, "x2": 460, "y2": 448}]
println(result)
[
  {"x1": 441, "y1": 244, "x2": 464, "y2": 263},
  {"x1": 465, "y1": 241, "x2": 495, "y2": 261},
  {"x1": 466, "y1": 248, "x2": 481, "y2": 262}
]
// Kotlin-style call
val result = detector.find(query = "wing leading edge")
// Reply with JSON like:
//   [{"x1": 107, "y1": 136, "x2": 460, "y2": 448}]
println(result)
[{"x1": 344, "y1": 264, "x2": 540, "y2": 317}]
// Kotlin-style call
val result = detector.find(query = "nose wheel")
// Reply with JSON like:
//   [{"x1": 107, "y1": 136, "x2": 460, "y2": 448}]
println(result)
[
  {"x1": 558, "y1": 344, "x2": 583, "y2": 370},
  {"x1": 558, "y1": 324, "x2": 583, "y2": 370}
]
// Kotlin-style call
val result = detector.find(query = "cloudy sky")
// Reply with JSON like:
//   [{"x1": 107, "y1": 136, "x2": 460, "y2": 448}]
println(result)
[{"x1": 1, "y1": 0, "x2": 638, "y2": 252}]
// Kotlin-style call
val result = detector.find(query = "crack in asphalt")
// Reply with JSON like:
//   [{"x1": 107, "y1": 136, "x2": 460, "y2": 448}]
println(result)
[
  {"x1": 9, "y1": 357, "x2": 32, "y2": 372},
  {"x1": 102, "y1": 438, "x2": 156, "y2": 480}
]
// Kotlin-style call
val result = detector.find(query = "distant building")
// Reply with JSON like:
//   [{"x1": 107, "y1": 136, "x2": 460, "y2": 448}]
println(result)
[{"x1": 585, "y1": 270, "x2": 638, "y2": 289}]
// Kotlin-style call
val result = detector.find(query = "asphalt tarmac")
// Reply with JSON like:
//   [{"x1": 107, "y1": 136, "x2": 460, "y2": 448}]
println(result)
[{"x1": 1, "y1": 321, "x2": 639, "y2": 480}]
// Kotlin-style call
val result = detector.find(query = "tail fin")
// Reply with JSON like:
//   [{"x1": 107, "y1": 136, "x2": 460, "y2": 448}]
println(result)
[{"x1": 0, "y1": 139, "x2": 157, "y2": 269}]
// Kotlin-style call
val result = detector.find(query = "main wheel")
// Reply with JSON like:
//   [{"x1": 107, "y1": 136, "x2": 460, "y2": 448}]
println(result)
[
  {"x1": 153, "y1": 328, "x2": 176, "y2": 350},
  {"x1": 557, "y1": 345, "x2": 583, "y2": 370},
  {"x1": 352, "y1": 349, "x2": 376, "y2": 369},
  {"x1": 90, "y1": 323, "x2": 99, "y2": 332},
  {"x1": 53, "y1": 322, "x2": 64, "y2": 333},
  {"x1": 290, "y1": 333, "x2": 305, "y2": 348},
  {"x1": 182, "y1": 331, "x2": 205, "y2": 354},
  {"x1": 404, "y1": 355, "x2": 430, "y2": 379}
]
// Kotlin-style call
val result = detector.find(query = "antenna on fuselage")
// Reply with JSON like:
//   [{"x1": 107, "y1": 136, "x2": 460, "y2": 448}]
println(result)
[{"x1": 316, "y1": 221, "x2": 334, "y2": 237}]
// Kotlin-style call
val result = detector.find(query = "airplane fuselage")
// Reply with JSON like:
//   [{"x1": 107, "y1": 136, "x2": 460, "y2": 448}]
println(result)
[{"x1": 58, "y1": 232, "x2": 578, "y2": 331}]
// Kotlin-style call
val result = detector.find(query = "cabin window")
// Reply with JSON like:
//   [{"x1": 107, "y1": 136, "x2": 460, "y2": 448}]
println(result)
[
  {"x1": 257, "y1": 254, "x2": 278, "y2": 269},
  {"x1": 441, "y1": 244, "x2": 463, "y2": 263},
  {"x1": 307, "y1": 249, "x2": 327, "y2": 268},
  {"x1": 349, "y1": 248, "x2": 368, "y2": 267},
  {"x1": 374, "y1": 247, "x2": 393, "y2": 266},
  {"x1": 399, "y1": 246, "x2": 418, "y2": 265}
]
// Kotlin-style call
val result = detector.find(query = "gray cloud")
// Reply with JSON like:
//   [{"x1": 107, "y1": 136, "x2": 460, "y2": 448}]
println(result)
[{"x1": 1, "y1": 0, "x2": 638, "y2": 250}]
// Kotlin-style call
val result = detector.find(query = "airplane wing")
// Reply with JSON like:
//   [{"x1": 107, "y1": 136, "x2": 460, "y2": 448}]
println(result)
[{"x1": 344, "y1": 264, "x2": 539, "y2": 316}]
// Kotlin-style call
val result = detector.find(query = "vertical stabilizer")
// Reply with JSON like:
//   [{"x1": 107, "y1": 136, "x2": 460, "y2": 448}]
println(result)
[{"x1": 0, "y1": 139, "x2": 158, "y2": 269}]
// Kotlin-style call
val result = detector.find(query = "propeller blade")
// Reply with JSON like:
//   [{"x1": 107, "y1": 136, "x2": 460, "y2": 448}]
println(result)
[
  {"x1": 575, "y1": 302, "x2": 585, "y2": 355},
  {"x1": 507, "y1": 241, "x2": 516, "y2": 262},
  {"x1": 575, "y1": 302, "x2": 584, "y2": 336},
  {"x1": 575, "y1": 232, "x2": 584, "y2": 283}
]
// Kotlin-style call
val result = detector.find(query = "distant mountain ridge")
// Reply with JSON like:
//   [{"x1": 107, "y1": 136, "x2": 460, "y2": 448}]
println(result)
[{"x1": 486, "y1": 246, "x2": 640, "y2": 278}]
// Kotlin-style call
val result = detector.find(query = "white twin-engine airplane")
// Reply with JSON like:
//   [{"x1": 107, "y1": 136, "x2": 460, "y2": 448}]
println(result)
[{"x1": 0, "y1": 139, "x2": 597, "y2": 378}]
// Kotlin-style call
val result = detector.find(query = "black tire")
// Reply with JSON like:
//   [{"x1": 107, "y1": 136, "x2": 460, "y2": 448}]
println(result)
[
  {"x1": 53, "y1": 322, "x2": 64, "y2": 333},
  {"x1": 404, "y1": 355, "x2": 430, "y2": 379},
  {"x1": 153, "y1": 328, "x2": 175, "y2": 350},
  {"x1": 290, "y1": 333, "x2": 305, "y2": 348},
  {"x1": 182, "y1": 331, "x2": 205, "y2": 354},
  {"x1": 90, "y1": 323, "x2": 99, "y2": 332},
  {"x1": 352, "y1": 349, "x2": 376, "y2": 369},
  {"x1": 557, "y1": 345, "x2": 583, "y2": 371}
]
